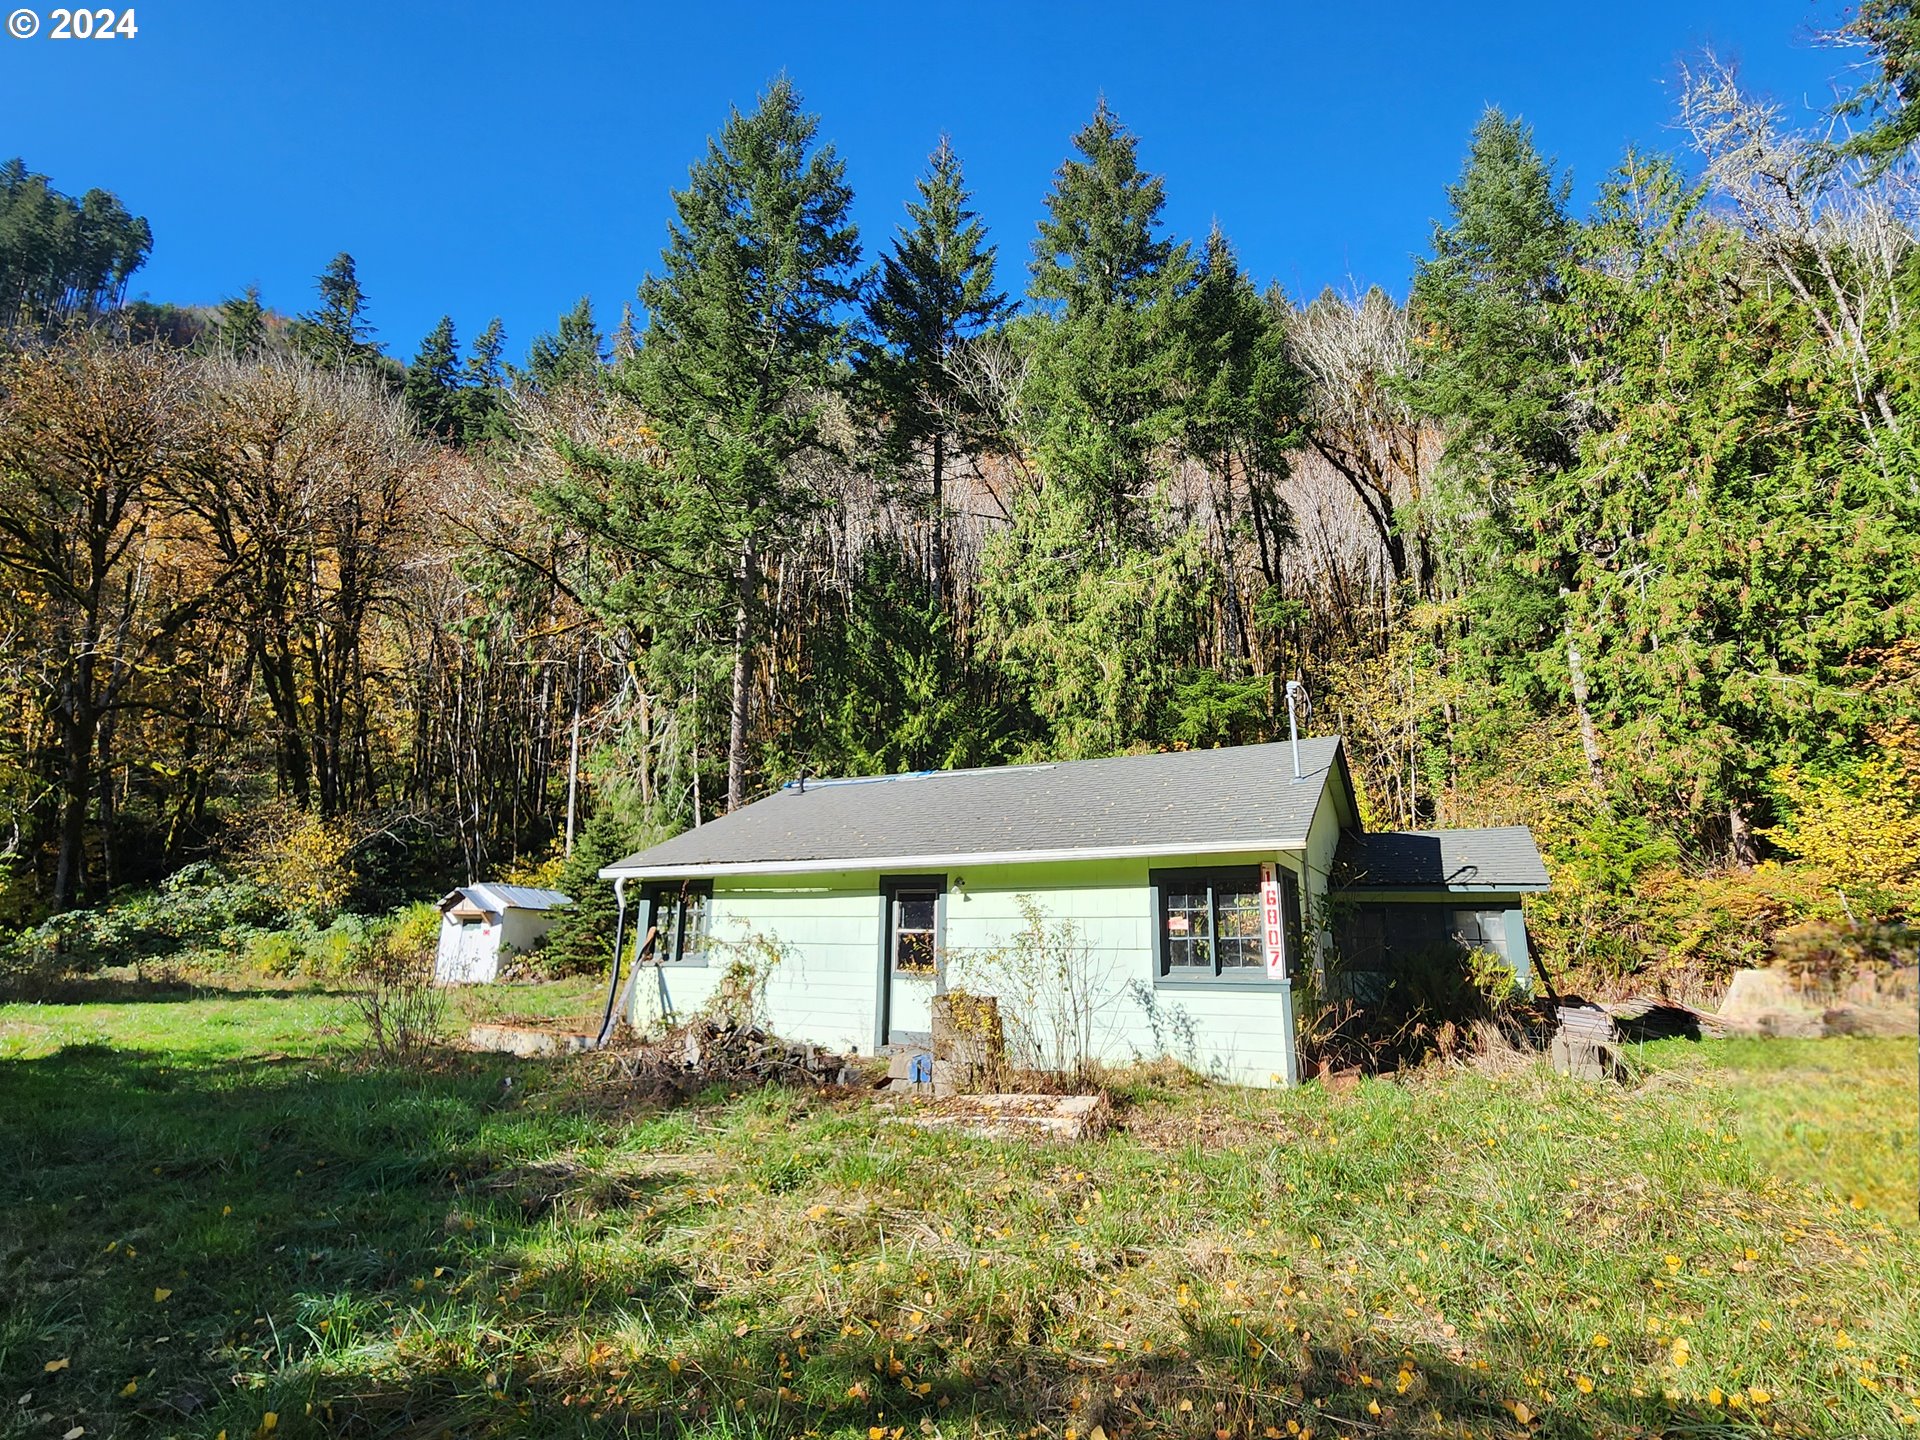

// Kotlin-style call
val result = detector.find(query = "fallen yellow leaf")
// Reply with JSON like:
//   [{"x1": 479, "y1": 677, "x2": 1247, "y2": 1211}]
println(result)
[
  {"x1": 45, "y1": 1357, "x2": 70, "y2": 1373},
  {"x1": 153, "y1": 1288, "x2": 172, "y2": 1303},
  {"x1": 261, "y1": 1413, "x2": 277, "y2": 1433},
  {"x1": 120, "y1": 1380, "x2": 137, "y2": 1397},
  {"x1": 1749, "y1": 1386, "x2": 1772, "y2": 1405},
  {"x1": 1513, "y1": 1401, "x2": 1532, "y2": 1425},
  {"x1": 1575, "y1": 1376, "x2": 1594, "y2": 1394},
  {"x1": 62, "y1": 1428, "x2": 83, "y2": 1440}
]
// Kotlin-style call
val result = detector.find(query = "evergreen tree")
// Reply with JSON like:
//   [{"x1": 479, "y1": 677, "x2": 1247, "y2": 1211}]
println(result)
[
  {"x1": 1404, "y1": 109, "x2": 1585, "y2": 790},
  {"x1": 292, "y1": 252, "x2": 381, "y2": 370},
  {"x1": 1533, "y1": 153, "x2": 1920, "y2": 854},
  {"x1": 622, "y1": 76, "x2": 864, "y2": 812},
  {"x1": 523, "y1": 296, "x2": 606, "y2": 393},
  {"x1": 1836, "y1": 0, "x2": 1920, "y2": 175},
  {"x1": 0, "y1": 158, "x2": 152, "y2": 331},
  {"x1": 1175, "y1": 230, "x2": 1303, "y2": 541},
  {"x1": 1023, "y1": 101, "x2": 1196, "y2": 538},
  {"x1": 211, "y1": 284, "x2": 268, "y2": 358},
  {"x1": 404, "y1": 315, "x2": 462, "y2": 440},
  {"x1": 458, "y1": 316, "x2": 511, "y2": 446},
  {"x1": 1408, "y1": 109, "x2": 1578, "y2": 489},
  {"x1": 779, "y1": 544, "x2": 996, "y2": 776},
  {"x1": 862, "y1": 137, "x2": 1012, "y2": 605}
]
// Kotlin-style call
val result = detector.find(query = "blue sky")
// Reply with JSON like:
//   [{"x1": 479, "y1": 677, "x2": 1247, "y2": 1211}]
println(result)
[{"x1": 2, "y1": 0, "x2": 1847, "y2": 365}]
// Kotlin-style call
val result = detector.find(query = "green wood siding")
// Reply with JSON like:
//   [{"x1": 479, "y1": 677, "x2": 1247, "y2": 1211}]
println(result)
[{"x1": 631, "y1": 853, "x2": 1307, "y2": 1086}]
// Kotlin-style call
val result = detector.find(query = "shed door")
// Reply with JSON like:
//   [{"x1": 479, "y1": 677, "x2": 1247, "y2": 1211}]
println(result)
[
  {"x1": 882, "y1": 879, "x2": 943, "y2": 1048},
  {"x1": 455, "y1": 919, "x2": 489, "y2": 981}
]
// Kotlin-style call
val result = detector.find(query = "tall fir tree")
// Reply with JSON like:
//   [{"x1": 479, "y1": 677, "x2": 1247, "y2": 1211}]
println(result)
[
  {"x1": 1023, "y1": 101, "x2": 1195, "y2": 539},
  {"x1": 1173, "y1": 227, "x2": 1304, "y2": 665},
  {"x1": 1408, "y1": 109, "x2": 1577, "y2": 489},
  {"x1": 211, "y1": 284, "x2": 268, "y2": 358},
  {"x1": 458, "y1": 316, "x2": 510, "y2": 446},
  {"x1": 862, "y1": 136, "x2": 1011, "y2": 607},
  {"x1": 524, "y1": 296, "x2": 606, "y2": 393},
  {"x1": 624, "y1": 76, "x2": 863, "y2": 811},
  {"x1": 404, "y1": 315, "x2": 462, "y2": 440},
  {"x1": 293, "y1": 252, "x2": 380, "y2": 370},
  {"x1": 1404, "y1": 109, "x2": 1588, "y2": 794}
]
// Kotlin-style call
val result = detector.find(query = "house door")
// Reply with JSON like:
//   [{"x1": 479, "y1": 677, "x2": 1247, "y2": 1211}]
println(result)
[{"x1": 881, "y1": 878, "x2": 944, "y2": 1048}]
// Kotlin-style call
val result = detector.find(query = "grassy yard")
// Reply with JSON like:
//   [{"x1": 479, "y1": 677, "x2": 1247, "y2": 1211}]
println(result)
[{"x1": 0, "y1": 991, "x2": 1914, "y2": 1440}]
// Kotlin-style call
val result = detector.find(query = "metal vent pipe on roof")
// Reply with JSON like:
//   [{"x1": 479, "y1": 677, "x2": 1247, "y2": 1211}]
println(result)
[{"x1": 1285, "y1": 681, "x2": 1309, "y2": 781}]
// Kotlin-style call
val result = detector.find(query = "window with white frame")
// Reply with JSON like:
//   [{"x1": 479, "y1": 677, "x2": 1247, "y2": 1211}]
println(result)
[{"x1": 1449, "y1": 909, "x2": 1510, "y2": 962}]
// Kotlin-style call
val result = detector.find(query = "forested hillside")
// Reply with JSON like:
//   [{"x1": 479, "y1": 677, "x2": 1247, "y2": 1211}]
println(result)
[{"x1": 1, "y1": 19, "x2": 1915, "y2": 990}]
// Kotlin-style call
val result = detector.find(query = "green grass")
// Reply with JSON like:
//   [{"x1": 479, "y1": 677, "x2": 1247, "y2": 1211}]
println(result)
[{"x1": 1, "y1": 992, "x2": 1915, "y2": 1440}]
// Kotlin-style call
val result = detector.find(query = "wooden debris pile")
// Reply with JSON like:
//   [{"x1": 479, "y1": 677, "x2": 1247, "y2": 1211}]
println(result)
[{"x1": 607, "y1": 1018, "x2": 856, "y2": 1101}]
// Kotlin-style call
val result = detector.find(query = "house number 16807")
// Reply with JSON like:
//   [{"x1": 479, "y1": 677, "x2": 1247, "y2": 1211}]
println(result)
[{"x1": 48, "y1": 8, "x2": 138, "y2": 37}]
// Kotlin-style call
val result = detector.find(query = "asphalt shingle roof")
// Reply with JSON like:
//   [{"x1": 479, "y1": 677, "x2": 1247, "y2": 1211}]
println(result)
[
  {"x1": 602, "y1": 737, "x2": 1349, "y2": 878},
  {"x1": 1334, "y1": 827, "x2": 1550, "y2": 892}
]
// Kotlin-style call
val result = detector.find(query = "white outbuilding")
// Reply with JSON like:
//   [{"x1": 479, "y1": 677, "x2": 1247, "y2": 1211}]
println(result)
[{"x1": 433, "y1": 884, "x2": 572, "y2": 983}]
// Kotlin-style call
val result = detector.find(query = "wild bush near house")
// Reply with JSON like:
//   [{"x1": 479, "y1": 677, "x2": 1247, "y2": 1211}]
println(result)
[
  {"x1": 949, "y1": 896, "x2": 1119, "y2": 1088},
  {"x1": 345, "y1": 925, "x2": 445, "y2": 1063}
]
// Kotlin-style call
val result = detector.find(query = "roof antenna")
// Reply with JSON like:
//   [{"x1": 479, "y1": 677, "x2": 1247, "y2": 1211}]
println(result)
[{"x1": 1284, "y1": 680, "x2": 1310, "y2": 781}]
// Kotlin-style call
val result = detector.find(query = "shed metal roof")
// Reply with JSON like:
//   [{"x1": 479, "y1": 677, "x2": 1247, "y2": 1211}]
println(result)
[
  {"x1": 602, "y1": 737, "x2": 1351, "y2": 879},
  {"x1": 1334, "y1": 827, "x2": 1550, "y2": 893},
  {"x1": 440, "y1": 884, "x2": 573, "y2": 915}
]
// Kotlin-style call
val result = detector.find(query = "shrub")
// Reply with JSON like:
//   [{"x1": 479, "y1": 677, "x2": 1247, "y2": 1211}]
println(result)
[
  {"x1": 1763, "y1": 756, "x2": 1920, "y2": 921},
  {"x1": 345, "y1": 925, "x2": 445, "y2": 1064},
  {"x1": 948, "y1": 896, "x2": 1119, "y2": 1088},
  {"x1": 699, "y1": 931, "x2": 788, "y2": 1030},
  {"x1": 241, "y1": 802, "x2": 357, "y2": 924}
]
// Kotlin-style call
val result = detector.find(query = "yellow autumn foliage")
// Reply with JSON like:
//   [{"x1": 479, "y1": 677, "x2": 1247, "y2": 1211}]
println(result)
[
  {"x1": 242, "y1": 802, "x2": 357, "y2": 923},
  {"x1": 1762, "y1": 755, "x2": 1920, "y2": 916}
]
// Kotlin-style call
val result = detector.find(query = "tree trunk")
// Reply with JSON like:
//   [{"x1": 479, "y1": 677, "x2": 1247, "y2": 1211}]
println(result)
[
  {"x1": 51, "y1": 675, "x2": 96, "y2": 912},
  {"x1": 726, "y1": 542, "x2": 755, "y2": 813},
  {"x1": 1564, "y1": 624, "x2": 1607, "y2": 795},
  {"x1": 564, "y1": 648, "x2": 583, "y2": 855},
  {"x1": 1727, "y1": 799, "x2": 1757, "y2": 870},
  {"x1": 929, "y1": 430, "x2": 947, "y2": 610}
]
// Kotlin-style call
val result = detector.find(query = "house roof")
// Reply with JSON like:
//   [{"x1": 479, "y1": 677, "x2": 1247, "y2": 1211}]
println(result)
[
  {"x1": 439, "y1": 884, "x2": 573, "y2": 916},
  {"x1": 1334, "y1": 827, "x2": 1550, "y2": 893},
  {"x1": 602, "y1": 737, "x2": 1353, "y2": 880}
]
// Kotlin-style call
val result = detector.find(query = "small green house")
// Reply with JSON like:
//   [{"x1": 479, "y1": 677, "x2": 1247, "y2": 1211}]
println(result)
[{"x1": 599, "y1": 737, "x2": 1548, "y2": 1087}]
